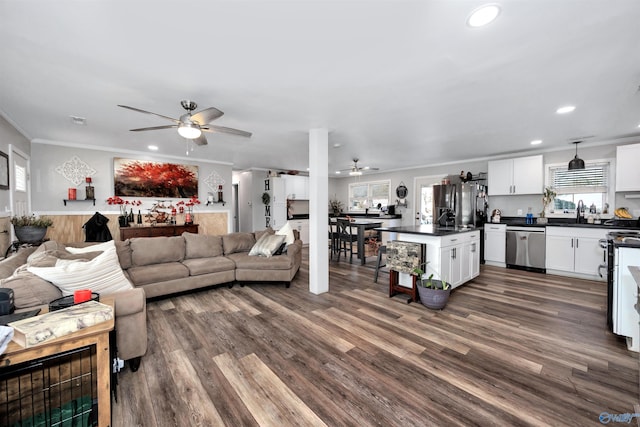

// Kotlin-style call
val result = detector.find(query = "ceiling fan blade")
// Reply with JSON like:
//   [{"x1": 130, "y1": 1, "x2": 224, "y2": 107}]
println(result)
[
  {"x1": 193, "y1": 133, "x2": 208, "y2": 146},
  {"x1": 129, "y1": 125, "x2": 178, "y2": 132},
  {"x1": 191, "y1": 107, "x2": 224, "y2": 124},
  {"x1": 202, "y1": 125, "x2": 252, "y2": 138},
  {"x1": 118, "y1": 105, "x2": 180, "y2": 123}
]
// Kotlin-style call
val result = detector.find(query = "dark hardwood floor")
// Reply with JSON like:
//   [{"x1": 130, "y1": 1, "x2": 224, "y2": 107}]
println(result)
[{"x1": 112, "y1": 249, "x2": 639, "y2": 426}]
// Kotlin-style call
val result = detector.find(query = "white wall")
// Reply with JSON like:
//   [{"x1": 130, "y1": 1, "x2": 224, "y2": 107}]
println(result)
[
  {"x1": 0, "y1": 115, "x2": 31, "y2": 216},
  {"x1": 30, "y1": 142, "x2": 233, "y2": 215}
]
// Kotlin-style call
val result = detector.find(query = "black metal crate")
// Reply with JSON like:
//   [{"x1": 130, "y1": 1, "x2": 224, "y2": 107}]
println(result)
[{"x1": 0, "y1": 345, "x2": 98, "y2": 427}]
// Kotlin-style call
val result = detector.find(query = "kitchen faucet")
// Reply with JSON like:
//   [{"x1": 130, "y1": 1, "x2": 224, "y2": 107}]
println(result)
[{"x1": 576, "y1": 200, "x2": 584, "y2": 223}]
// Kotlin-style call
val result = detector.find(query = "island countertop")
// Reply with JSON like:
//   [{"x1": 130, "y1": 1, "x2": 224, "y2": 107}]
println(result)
[{"x1": 375, "y1": 224, "x2": 478, "y2": 237}]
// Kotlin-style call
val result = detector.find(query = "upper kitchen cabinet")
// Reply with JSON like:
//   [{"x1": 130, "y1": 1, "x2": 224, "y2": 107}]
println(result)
[
  {"x1": 488, "y1": 155, "x2": 543, "y2": 196},
  {"x1": 616, "y1": 143, "x2": 640, "y2": 192},
  {"x1": 283, "y1": 175, "x2": 309, "y2": 199}
]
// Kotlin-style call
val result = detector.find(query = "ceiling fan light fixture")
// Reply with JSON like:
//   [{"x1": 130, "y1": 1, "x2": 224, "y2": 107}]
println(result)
[
  {"x1": 349, "y1": 170, "x2": 362, "y2": 176},
  {"x1": 568, "y1": 141, "x2": 585, "y2": 170},
  {"x1": 178, "y1": 122, "x2": 202, "y2": 139}
]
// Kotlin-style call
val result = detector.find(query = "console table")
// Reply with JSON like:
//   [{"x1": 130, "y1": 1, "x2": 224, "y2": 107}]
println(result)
[
  {"x1": 0, "y1": 297, "x2": 115, "y2": 427},
  {"x1": 120, "y1": 224, "x2": 198, "y2": 240}
]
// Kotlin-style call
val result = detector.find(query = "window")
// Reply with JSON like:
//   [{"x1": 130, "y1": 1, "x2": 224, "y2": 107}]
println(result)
[
  {"x1": 547, "y1": 160, "x2": 611, "y2": 213},
  {"x1": 348, "y1": 180, "x2": 391, "y2": 211},
  {"x1": 14, "y1": 164, "x2": 27, "y2": 192}
]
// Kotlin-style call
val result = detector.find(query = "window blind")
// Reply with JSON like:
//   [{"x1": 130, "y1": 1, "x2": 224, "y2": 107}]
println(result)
[{"x1": 548, "y1": 162, "x2": 609, "y2": 194}]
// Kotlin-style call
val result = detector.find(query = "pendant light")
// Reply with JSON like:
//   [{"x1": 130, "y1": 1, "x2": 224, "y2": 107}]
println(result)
[{"x1": 568, "y1": 141, "x2": 585, "y2": 170}]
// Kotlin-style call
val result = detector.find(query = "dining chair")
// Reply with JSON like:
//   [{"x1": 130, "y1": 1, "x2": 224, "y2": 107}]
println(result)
[
  {"x1": 328, "y1": 218, "x2": 339, "y2": 259},
  {"x1": 374, "y1": 244, "x2": 387, "y2": 283},
  {"x1": 336, "y1": 218, "x2": 358, "y2": 263}
]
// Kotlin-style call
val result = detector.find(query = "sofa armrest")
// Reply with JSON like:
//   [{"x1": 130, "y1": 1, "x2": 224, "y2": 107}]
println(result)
[{"x1": 112, "y1": 288, "x2": 147, "y2": 361}]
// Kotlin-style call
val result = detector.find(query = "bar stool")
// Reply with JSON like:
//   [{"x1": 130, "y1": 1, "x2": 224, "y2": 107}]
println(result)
[{"x1": 374, "y1": 245, "x2": 387, "y2": 283}]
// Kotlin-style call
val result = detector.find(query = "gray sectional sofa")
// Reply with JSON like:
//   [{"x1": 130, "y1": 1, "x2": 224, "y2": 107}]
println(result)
[{"x1": 0, "y1": 227, "x2": 302, "y2": 371}]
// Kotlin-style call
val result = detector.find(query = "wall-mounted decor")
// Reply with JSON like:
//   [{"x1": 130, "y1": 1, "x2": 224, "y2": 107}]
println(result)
[
  {"x1": 0, "y1": 151, "x2": 8, "y2": 190},
  {"x1": 114, "y1": 158, "x2": 198, "y2": 198},
  {"x1": 204, "y1": 170, "x2": 226, "y2": 192},
  {"x1": 55, "y1": 155, "x2": 97, "y2": 186}
]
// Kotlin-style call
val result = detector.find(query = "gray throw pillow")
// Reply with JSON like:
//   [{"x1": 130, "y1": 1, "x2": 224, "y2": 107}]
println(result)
[{"x1": 248, "y1": 234, "x2": 286, "y2": 258}]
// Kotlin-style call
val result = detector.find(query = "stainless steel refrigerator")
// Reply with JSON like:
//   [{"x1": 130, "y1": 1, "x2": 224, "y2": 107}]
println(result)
[{"x1": 433, "y1": 182, "x2": 487, "y2": 228}]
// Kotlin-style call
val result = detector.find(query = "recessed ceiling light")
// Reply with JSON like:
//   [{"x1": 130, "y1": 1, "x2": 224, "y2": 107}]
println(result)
[
  {"x1": 467, "y1": 4, "x2": 501, "y2": 27},
  {"x1": 335, "y1": 171, "x2": 341, "y2": 174},
  {"x1": 69, "y1": 115, "x2": 86, "y2": 126},
  {"x1": 333, "y1": 143, "x2": 341, "y2": 148},
  {"x1": 556, "y1": 105, "x2": 576, "y2": 114},
  {"x1": 148, "y1": 145, "x2": 159, "y2": 151},
  {"x1": 530, "y1": 140, "x2": 542, "y2": 145}
]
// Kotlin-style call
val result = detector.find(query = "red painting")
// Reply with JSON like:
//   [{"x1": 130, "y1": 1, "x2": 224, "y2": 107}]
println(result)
[{"x1": 114, "y1": 158, "x2": 198, "y2": 198}]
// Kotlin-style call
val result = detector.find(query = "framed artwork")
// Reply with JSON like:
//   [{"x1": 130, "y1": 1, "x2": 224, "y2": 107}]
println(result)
[
  {"x1": 0, "y1": 151, "x2": 8, "y2": 190},
  {"x1": 113, "y1": 158, "x2": 198, "y2": 198}
]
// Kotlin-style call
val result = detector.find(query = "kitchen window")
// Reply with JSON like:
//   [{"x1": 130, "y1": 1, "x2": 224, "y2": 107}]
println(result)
[
  {"x1": 348, "y1": 180, "x2": 391, "y2": 211},
  {"x1": 546, "y1": 160, "x2": 612, "y2": 214}
]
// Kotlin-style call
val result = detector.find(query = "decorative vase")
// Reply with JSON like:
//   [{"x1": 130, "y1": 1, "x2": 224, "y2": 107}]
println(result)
[
  {"x1": 417, "y1": 280, "x2": 451, "y2": 310},
  {"x1": 14, "y1": 226, "x2": 48, "y2": 244},
  {"x1": 118, "y1": 215, "x2": 129, "y2": 227}
]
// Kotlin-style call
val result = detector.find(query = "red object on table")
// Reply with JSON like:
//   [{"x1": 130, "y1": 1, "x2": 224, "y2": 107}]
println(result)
[
  {"x1": 68, "y1": 188, "x2": 77, "y2": 200},
  {"x1": 74, "y1": 289, "x2": 92, "y2": 304}
]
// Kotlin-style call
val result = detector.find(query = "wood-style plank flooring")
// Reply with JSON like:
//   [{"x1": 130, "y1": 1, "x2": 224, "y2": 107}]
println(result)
[{"x1": 112, "y1": 249, "x2": 639, "y2": 426}]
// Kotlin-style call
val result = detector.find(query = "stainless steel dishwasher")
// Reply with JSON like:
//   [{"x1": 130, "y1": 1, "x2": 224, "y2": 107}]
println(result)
[{"x1": 506, "y1": 226, "x2": 546, "y2": 273}]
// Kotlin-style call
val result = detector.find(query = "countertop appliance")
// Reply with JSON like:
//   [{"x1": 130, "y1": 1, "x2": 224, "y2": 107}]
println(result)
[
  {"x1": 605, "y1": 230, "x2": 640, "y2": 351},
  {"x1": 506, "y1": 226, "x2": 546, "y2": 273}
]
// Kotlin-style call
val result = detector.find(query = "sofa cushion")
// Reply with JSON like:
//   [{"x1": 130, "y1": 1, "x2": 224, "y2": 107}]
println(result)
[
  {"x1": 27, "y1": 249, "x2": 103, "y2": 268},
  {"x1": 1, "y1": 267, "x2": 63, "y2": 309},
  {"x1": 276, "y1": 221, "x2": 295, "y2": 246},
  {"x1": 0, "y1": 246, "x2": 38, "y2": 279},
  {"x1": 27, "y1": 242, "x2": 134, "y2": 297},
  {"x1": 181, "y1": 257, "x2": 236, "y2": 276},
  {"x1": 222, "y1": 232, "x2": 256, "y2": 255},
  {"x1": 115, "y1": 240, "x2": 133, "y2": 270},
  {"x1": 248, "y1": 233, "x2": 286, "y2": 258},
  {"x1": 226, "y1": 252, "x2": 294, "y2": 270},
  {"x1": 127, "y1": 262, "x2": 190, "y2": 286},
  {"x1": 182, "y1": 232, "x2": 224, "y2": 259},
  {"x1": 130, "y1": 236, "x2": 185, "y2": 266}
]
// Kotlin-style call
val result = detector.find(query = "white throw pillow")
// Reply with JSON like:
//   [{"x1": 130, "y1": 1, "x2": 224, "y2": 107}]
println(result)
[
  {"x1": 65, "y1": 241, "x2": 114, "y2": 254},
  {"x1": 276, "y1": 221, "x2": 295, "y2": 246},
  {"x1": 27, "y1": 244, "x2": 133, "y2": 296},
  {"x1": 248, "y1": 234, "x2": 286, "y2": 258}
]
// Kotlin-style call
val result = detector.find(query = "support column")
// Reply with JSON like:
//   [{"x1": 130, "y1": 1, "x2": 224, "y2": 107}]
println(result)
[{"x1": 309, "y1": 128, "x2": 329, "y2": 295}]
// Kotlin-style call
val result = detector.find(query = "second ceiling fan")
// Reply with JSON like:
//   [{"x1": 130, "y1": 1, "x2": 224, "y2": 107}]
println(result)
[
  {"x1": 341, "y1": 158, "x2": 379, "y2": 176},
  {"x1": 118, "y1": 100, "x2": 252, "y2": 146}
]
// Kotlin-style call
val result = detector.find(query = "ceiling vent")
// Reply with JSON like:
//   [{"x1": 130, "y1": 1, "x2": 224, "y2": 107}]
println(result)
[{"x1": 69, "y1": 115, "x2": 87, "y2": 126}]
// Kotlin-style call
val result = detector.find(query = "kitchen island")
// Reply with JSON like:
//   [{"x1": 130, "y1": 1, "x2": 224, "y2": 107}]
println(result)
[{"x1": 376, "y1": 225, "x2": 480, "y2": 289}]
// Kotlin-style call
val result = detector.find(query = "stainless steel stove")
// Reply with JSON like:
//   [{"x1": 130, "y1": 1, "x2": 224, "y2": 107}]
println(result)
[{"x1": 605, "y1": 230, "x2": 640, "y2": 352}]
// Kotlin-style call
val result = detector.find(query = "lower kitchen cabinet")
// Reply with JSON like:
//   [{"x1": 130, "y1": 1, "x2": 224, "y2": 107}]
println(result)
[
  {"x1": 290, "y1": 219, "x2": 309, "y2": 244},
  {"x1": 439, "y1": 230, "x2": 480, "y2": 289},
  {"x1": 545, "y1": 227, "x2": 607, "y2": 279},
  {"x1": 484, "y1": 223, "x2": 506, "y2": 266}
]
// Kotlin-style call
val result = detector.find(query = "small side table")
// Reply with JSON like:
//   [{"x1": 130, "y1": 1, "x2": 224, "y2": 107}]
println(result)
[{"x1": 389, "y1": 269, "x2": 418, "y2": 303}]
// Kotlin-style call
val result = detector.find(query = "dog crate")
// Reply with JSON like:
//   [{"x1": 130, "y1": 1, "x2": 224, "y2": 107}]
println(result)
[{"x1": 0, "y1": 345, "x2": 98, "y2": 427}]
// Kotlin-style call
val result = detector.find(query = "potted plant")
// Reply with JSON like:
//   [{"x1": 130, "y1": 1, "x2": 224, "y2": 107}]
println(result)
[
  {"x1": 10, "y1": 215, "x2": 54, "y2": 243},
  {"x1": 329, "y1": 198, "x2": 344, "y2": 216},
  {"x1": 538, "y1": 186, "x2": 556, "y2": 224},
  {"x1": 413, "y1": 266, "x2": 451, "y2": 310}
]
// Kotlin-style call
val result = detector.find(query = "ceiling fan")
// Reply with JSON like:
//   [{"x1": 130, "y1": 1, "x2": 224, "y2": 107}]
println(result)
[
  {"x1": 341, "y1": 158, "x2": 379, "y2": 176},
  {"x1": 117, "y1": 100, "x2": 252, "y2": 146}
]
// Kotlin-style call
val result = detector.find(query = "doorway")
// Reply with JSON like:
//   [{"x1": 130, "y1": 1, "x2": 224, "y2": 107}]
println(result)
[{"x1": 413, "y1": 175, "x2": 445, "y2": 225}]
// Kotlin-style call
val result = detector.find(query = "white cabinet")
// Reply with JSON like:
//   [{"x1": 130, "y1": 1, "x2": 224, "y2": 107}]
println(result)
[
  {"x1": 437, "y1": 231, "x2": 480, "y2": 289},
  {"x1": 484, "y1": 223, "x2": 506, "y2": 266},
  {"x1": 283, "y1": 175, "x2": 309, "y2": 199},
  {"x1": 290, "y1": 219, "x2": 309, "y2": 244},
  {"x1": 545, "y1": 227, "x2": 607, "y2": 279},
  {"x1": 613, "y1": 246, "x2": 640, "y2": 351},
  {"x1": 488, "y1": 155, "x2": 543, "y2": 195},
  {"x1": 616, "y1": 143, "x2": 640, "y2": 192}
]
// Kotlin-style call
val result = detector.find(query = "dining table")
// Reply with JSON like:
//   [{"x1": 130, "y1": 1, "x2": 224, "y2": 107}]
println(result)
[{"x1": 331, "y1": 218, "x2": 383, "y2": 265}]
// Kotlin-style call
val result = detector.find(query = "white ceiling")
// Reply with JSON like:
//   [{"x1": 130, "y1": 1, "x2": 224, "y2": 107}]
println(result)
[{"x1": 2, "y1": 1, "x2": 640, "y2": 175}]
